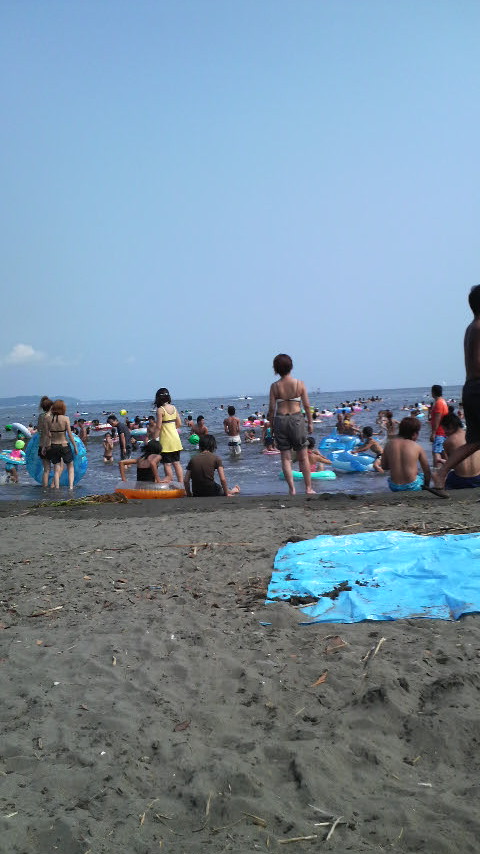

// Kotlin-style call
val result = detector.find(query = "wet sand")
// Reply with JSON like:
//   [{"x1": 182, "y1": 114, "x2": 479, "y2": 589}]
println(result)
[{"x1": 2, "y1": 489, "x2": 480, "y2": 852}]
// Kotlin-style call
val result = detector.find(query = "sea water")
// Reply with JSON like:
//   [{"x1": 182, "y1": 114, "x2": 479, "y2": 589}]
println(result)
[{"x1": 0, "y1": 386, "x2": 463, "y2": 502}]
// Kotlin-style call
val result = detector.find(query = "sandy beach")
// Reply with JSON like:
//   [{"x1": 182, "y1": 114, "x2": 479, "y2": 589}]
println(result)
[{"x1": 2, "y1": 489, "x2": 480, "y2": 853}]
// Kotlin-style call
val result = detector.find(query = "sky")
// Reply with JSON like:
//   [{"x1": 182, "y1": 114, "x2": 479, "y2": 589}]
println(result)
[{"x1": 1, "y1": 0, "x2": 479, "y2": 400}]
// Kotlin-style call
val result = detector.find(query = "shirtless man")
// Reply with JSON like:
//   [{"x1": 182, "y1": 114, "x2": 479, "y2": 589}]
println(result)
[
  {"x1": 223, "y1": 406, "x2": 241, "y2": 456},
  {"x1": 194, "y1": 416, "x2": 208, "y2": 436},
  {"x1": 441, "y1": 413, "x2": 480, "y2": 489},
  {"x1": 381, "y1": 417, "x2": 431, "y2": 492},
  {"x1": 432, "y1": 286, "x2": 480, "y2": 496}
]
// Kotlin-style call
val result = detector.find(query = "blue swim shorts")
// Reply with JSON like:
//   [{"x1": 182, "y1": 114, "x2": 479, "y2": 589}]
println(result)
[
  {"x1": 388, "y1": 473, "x2": 424, "y2": 492},
  {"x1": 432, "y1": 435, "x2": 445, "y2": 455}
]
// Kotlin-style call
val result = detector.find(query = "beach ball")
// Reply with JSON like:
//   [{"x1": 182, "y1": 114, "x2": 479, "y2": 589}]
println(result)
[
  {"x1": 15, "y1": 440, "x2": 25, "y2": 450},
  {"x1": 188, "y1": 433, "x2": 200, "y2": 445},
  {"x1": 120, "y1": 409, "x2": 127, "y2": 416}
]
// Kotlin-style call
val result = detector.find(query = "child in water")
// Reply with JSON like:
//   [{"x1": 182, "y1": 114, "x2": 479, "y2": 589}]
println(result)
[
  {"x1": 119, "y1": 440, "x2": 165, "y2": 483},
  {"x1": 103, "y1": 432, "x2": 114, "y2": 463},
  {"x1": 306, "y1": 437, "x2": 333, "y2": 472}
]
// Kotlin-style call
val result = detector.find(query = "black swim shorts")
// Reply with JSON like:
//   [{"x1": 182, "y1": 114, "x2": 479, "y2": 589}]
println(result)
[
  {"x1": 273, "y1": 412, "x2": 308, "y2": 452},
  {"x1": 47, "y1": 443, "x2": 73, "y2": 465},
  {"x1": 462, "y1": 380, "x2": 480, "y2": 444},
  {"x1": 161, "y1": 450, "x2": 181, "y2": 463}
]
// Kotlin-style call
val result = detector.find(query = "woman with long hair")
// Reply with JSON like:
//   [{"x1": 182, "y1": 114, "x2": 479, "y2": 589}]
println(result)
[{"x1": 45, "y1": 400, "x2": 78, "y2": 489}]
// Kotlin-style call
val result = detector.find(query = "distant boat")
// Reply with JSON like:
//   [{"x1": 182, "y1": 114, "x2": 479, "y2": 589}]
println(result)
[{"x1": 236, "y1": 396, "x2": 253, "y2": 400}]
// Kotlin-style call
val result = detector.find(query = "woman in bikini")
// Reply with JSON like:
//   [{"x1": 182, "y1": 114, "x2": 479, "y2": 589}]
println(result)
[
  {"x1": 267, "y1": 354, "x2": 315, "y2": 495},
  {"x1": 45, "y1": 399, "x2": 78, "y2": 489},
  {"x1": 154, "y1": 387, "x2": 184, "y2": 484}
]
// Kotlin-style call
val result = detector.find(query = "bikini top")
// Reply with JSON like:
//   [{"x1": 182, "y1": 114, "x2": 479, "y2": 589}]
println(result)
[{"x1": 275, "y1": 381, "x2": 302, "y2": 404}]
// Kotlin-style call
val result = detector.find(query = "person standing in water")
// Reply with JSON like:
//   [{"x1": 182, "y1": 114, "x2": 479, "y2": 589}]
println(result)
[
  {"x1": 267, "y1": 353, "x2": 315, "y2": 495},
  {"x1": 154, "y1": 387, "x2": 184, "y2": 484},
  {"x1": 224, "y1": 405, "x2": 241, "y2": 456}
]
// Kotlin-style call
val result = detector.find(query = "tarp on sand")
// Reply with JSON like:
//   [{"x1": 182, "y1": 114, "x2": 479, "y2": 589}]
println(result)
[{"x1": 267, "y1": 530, "x2": 480, "y2": 623}]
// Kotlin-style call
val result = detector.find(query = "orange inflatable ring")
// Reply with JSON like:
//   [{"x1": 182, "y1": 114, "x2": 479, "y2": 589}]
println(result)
[{"x1": 115, "y1": 486, "x2": 186, "y2": 500}]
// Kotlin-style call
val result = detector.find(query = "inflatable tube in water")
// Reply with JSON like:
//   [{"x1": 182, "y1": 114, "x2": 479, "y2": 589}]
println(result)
[
  {"x1": 0, "y1": 450, "x2": 26, "y2": 466},
  {"x1": 130, "y1": 428, "x2": 147, "y2": 437},
  {"x1": 327, "y1": 450, "x2": 375, "y2": 473},
  {"x1": 263, "y1": 448, "x2": 281, "y2": 455},
  {"x1": 25, "y1": 433, "x2": 88, "y2": 485},
  {"x1": 115, "y1": 482, "x2": 186, "y2": 500},
  {"x1": 320, "y1": 433, "x2": 360, "y2": 452},
  {"x1": 280, "y1": 469, "x2": 336, "y2": 480},
  {"x1": 9, "y1": 422, "x2": 32, "y2": 438},
  {"x1": 243, "y1": 419, "x2": 263, "y2": 426},
  {"x1": 188, "y1": 434, "x2": 200, "y2": 445}
]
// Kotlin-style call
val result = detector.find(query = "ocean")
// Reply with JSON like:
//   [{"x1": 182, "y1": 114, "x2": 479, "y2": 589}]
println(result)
[{"x1": 0, "y1": 385, "x2": 463, "y2": 502}]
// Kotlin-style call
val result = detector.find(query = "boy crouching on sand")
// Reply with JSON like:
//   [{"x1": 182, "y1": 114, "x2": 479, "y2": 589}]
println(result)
[
  {"x1": 381, "y1": 417, "x2": 431, "y2": 491},
  {"x1": 184, "y1": 435, "x2": 240, "y2": 497}
]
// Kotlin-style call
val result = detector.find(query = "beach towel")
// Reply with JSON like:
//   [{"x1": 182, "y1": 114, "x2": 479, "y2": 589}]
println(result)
[{"x1": 267, "y1": 530, "x2": 480, "y2": 623}]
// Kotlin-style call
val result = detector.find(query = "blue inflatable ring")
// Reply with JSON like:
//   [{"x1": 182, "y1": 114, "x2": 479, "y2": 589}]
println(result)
[{"x1": 26, "y1": 433, "x2": 88, "y2": 486}]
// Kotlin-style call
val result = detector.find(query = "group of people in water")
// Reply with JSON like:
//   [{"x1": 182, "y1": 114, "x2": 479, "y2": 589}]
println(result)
[{"x1": 6, "y1": 286, "x2": 480, "y2": 499}]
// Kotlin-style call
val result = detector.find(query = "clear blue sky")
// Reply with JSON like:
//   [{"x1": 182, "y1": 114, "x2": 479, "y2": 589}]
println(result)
[{"x1": 1, "y1": 0, "x2": 478, "y2": 399}]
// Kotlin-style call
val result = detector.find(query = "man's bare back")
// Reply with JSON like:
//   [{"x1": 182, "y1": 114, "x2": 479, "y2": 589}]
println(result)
[
  {"x1": 224, "y1": 416, "x2": 240, "y2": 437},
  {"x1": 444, "y1": 429, "x2": 480, "y2": 477},
  {"x1": 381, "y1": 437, "x2": 430, "y2": 485}
]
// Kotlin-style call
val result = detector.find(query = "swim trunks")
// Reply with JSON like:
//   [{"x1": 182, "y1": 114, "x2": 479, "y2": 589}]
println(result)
[
  {"x1": 432, "y1": 435, "x2": 446, "y2": 455},
  {"x1": 462, "y1": 379, "x2": 480, "y2": 444},
  {"x1": 445, "y1": 470, "x2": 480, "y2": 490},
  {"x1": 161, "y1": 450, "x2": 181, "y2": 463},
  {"x1": 388, "y1": 473, "x2": 424, "y2": 492},
  {"x1": 228, "y1": 435, "x2": 242, "y2": 456},
  {"x1": 273, "y1": 412, "x2": 308, "y2": 452}
]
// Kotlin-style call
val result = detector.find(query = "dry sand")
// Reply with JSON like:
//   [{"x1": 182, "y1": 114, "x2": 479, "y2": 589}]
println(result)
[{"x1": 1, "y1": 490, "x2": 480, "y2": 853}]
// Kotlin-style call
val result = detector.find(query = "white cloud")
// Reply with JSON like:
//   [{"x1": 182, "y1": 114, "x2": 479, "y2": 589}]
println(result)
[
  {"x1": 4, "y1": 343, "x2": 45, "y2": 365},
  {"x1": 0, "y1": 343, "x2": 79, "y2": 368}
]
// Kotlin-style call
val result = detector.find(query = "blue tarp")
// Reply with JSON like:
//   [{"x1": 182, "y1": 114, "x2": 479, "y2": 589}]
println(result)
[{"x1": 267, "y1": 530, "x2": 480, "y2": 623}]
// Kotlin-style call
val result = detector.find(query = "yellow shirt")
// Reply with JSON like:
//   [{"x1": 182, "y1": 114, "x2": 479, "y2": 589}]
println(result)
[{"x1": 158, "y1": 406, "x2": 183, "y2": 453}]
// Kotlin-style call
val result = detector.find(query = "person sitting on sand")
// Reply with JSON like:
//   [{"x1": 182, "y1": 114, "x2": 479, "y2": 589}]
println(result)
[
  {"x1": 184, "y1": 434, "x2": 240, "y2": 497},
  {"x1": 119, "y1": 440, "x2": 165, "y2": 484},
  {"x1": 306, "y1": 437, "x2": 332, "y2": 472},
  {"x1": 353, "y1": 426, "x2": 384, "y2": 473},
  {"x1": 103, "y1": 432, "x2": 114, "y2": 463},
  {"x1": 381, "y1": 417, "x2": 431, "y2": 492},
  {"x1": 441, "y1": 413, "x2": 480, "y2": 489}
]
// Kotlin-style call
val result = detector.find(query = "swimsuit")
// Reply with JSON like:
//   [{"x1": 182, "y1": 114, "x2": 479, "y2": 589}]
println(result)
[
  {"x1": 388, "y1": 473, "x2": 424, "y2": 492},
  {"x1": 136, "y1": 466, "x2": 156, "y2": 482},
  {"x1": 445, "y1": 470, "x2": 480, "y2": 490}
]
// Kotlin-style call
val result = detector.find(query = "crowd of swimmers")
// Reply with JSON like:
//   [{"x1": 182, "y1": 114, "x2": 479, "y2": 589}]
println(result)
[{"x1": 5, "y1": 286, "x2": 480, "y2": 499}]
